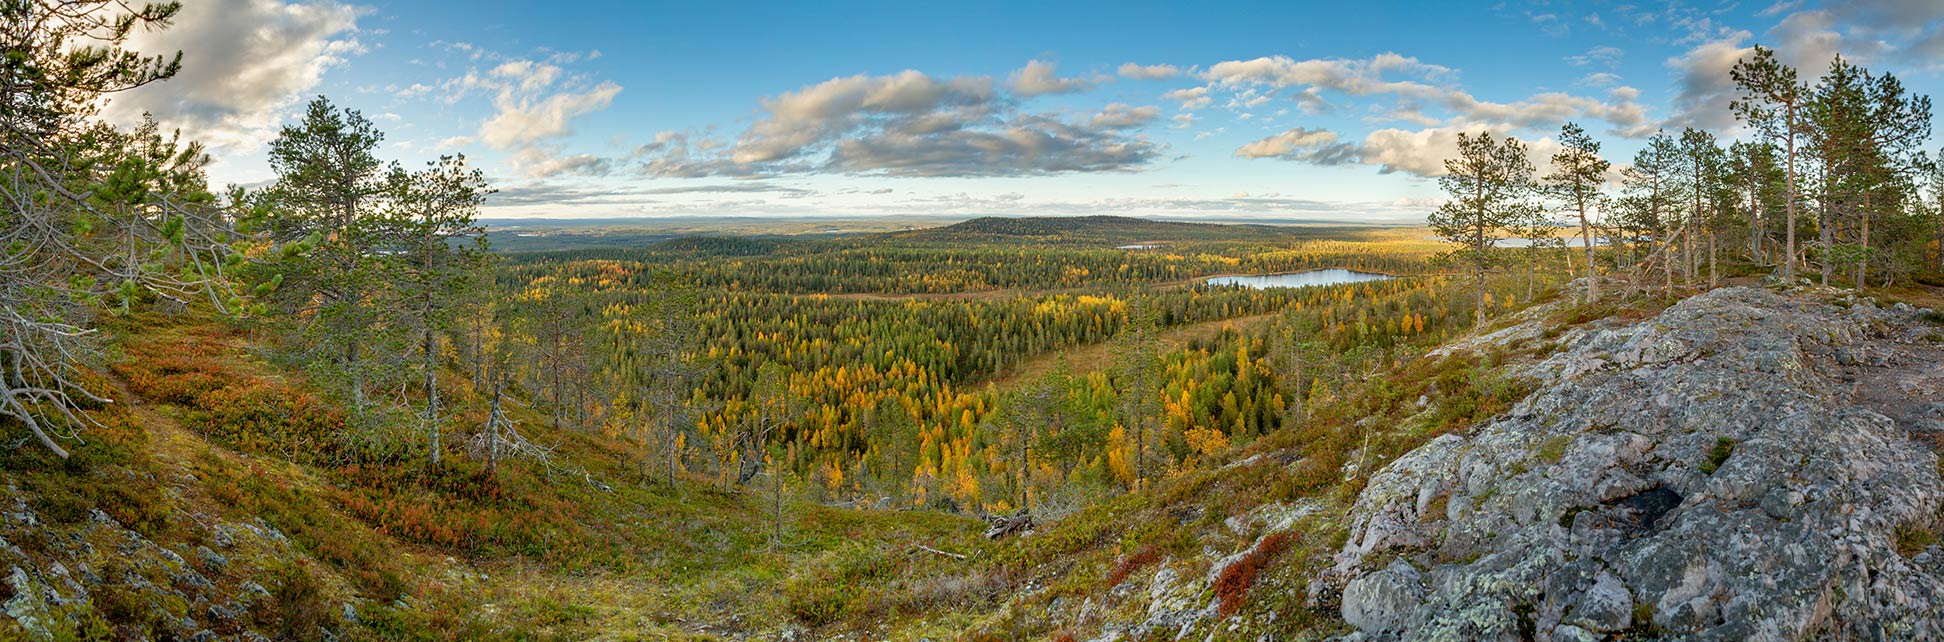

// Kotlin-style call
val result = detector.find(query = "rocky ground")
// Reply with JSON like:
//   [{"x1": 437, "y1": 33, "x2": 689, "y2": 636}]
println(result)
[{"x1": 1320, "y1": 287, "x2": 1944, "y2": 641}]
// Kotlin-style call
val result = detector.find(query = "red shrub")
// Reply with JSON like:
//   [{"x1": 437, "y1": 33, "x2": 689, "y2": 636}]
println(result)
[
  {"x1": 1213, "y1": 531, "x2": 1295, "y2": 617},
  {"x1": 1103, "y1": 543, "x2": 1161, "y2": 589}
]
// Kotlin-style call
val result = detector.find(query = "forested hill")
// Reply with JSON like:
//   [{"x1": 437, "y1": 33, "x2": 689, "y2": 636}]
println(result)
[{"x1": 877, "y1": 215, "x2": 1303, "y2": 245}]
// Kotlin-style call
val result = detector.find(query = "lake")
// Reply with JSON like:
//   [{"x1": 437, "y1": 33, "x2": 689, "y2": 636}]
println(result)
[{"x1": 1204, "y1": 268, "x2": 1393, "y2": 289}]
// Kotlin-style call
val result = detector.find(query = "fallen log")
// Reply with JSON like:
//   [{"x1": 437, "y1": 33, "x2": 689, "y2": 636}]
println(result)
[{"x1": 984, "y1": 511, "x2": 1035, "y2": 539}]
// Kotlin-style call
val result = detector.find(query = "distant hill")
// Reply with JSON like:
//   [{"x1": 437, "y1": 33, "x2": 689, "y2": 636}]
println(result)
[{"x1": 878, "y1": 215, "x2": 1293, "y2": 246}]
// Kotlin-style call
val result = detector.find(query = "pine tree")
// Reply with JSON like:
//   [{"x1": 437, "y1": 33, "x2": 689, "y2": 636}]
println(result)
[
  {"x1": 388, "y1": 156, "x2": 490, "y2": 467},
  {"x1": 1544, "y1": 122, "x2": 1611, "y2": 303},
  {"x1": 1621, "y1": 133, "x2": 1681, "y2": 296},
  {"x1": 264, "y1": 97, "x2": 398, "y2": 412},
  {"x1": 1732, "y1": 46, "x2": 1807, "y2": 284},
  {"x1": 1108, "y1": 301, "x2": 1163, "y2": 490},
  {"x1": 1, "y1": 1, "x2": 243, "y2": 457},
  {"x1": 1676, "y1": 128, "x2": 1725, "y2": 289},
  {"x1": 1427, "y1": 132, "x2": 1538, "y2": 327}
]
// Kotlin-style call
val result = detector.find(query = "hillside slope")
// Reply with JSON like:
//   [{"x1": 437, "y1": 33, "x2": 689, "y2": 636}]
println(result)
[
  {"x1": 0, "y1": 318, "x2": 987, "y2": 641},
  {"x1": 1324, "y1": 287, "x2": 1944, "y2": 640},
  {"x1": 954, "y1": 286, "x2": 1944, "y2": 641},
  {"x1": 3, "y1": 286, "x2": 1939, "y2": 641}
]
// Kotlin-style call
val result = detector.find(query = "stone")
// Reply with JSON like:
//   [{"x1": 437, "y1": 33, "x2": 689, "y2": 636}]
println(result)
[
  {"x1": 193, "y1": 546, "x2": 228, "y2": 572},
  {"x1": 1339, "y1": 559, "x2": 1425, "y2": 633},
  {"x1": 1566, "y1": 570, "x2": 1631, "y2": 632},
  {"x1": 1318, "y1": 288, "x2": 1944, "y2": 641}
]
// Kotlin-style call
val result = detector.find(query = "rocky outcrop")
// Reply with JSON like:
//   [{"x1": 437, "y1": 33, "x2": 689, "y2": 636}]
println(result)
[
  {"x1": 1320, "y1": 287, "x2": 1944, "y2": 641},
  {"x1": 0, "y1": 488, "x2": 311, "y2": 641}
]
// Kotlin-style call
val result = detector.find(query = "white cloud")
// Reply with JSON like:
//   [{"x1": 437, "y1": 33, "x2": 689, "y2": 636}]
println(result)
[
  {"x1": 1235, "y1": 121, "x2": 1563, "y2": 179},
  {"x1": 1008, "y1": 60, "x2": 1093, "y2": 97},
  {"x1": 1357, "y1": 124, "x2": 1561, "y2": 177},
  {"x1": 1090, "y1": 103, "x2": 1161, "y2": 129},
  {"x1": 1662, "y1": 31, "x2": 1754, "y2": 132},
  {"x1": 508, "y1": 146, "x2": 613, "y2": 177},
  {"x1": 1566, "y1": 46, "x2": 1624, "y2": 68},
  {"x1": 1203, "y1": 53, "x2": 1451, "y2": 96},
  {"x1": 1661, "y1": 0, "x2": 1944, "y2": 133},
  {"x1": 1577, "y1": 72, "x2": 1624, "y2": 87},
  {"x1": 1758, "y1": 1, "x2": 1804, "y2": 18},
  {"x1": 635, "y1": 70, "x2": 1160, "y2": 178},
  {"x1": 1118, "y1": 62, "x2": 1182, "y2": 79},
  {"x1": 419, "y1": 51, "x2": 626, "y2": 177},
  {"x1": 1163, "y1": 86, "x2": 1211, "y2": 110},
  {"x1": 1233, "y1": 128, "x2": 1358, "y2": 164},
  {"x1": 730, "y1": 70, "x2": 997, "y2": 164},
  {"x1": 1197, "y1": 52, "x2": 1649, "y2": 139},
  {"x1": 478, "y1": 80, "x2": 621, "y2": 149},
  {"x1": 107, "y1": 0, "x2": 366, "y2": 153}
]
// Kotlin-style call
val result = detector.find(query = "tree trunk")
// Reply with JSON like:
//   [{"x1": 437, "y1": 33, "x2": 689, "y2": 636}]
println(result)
[
  {"x1": 1683, "y1": 211, "x2": 1695, "y2": 287},
  {"x1": 1784, "y1": 105, "x2": 1798, "y2": 285},
  {"x1": 1819, "y1": 156, "x2": 1833, "y2": 287},
  {"x1": 1858, "y1": 188, "x2": 1871, "y2": 288},
  {"x1": 425, "y1": 328, "x2": 441, "y2": 467},
  {"x1": 1579, "y1": 195, "x2": 1597, "y2": 304},
  {"x1": 1663, "y1": 227, "x2": 1677, "y2": 298},
  {"x1": 550, "y1": 331, "x2": 563, "y2": 432},
  {"x1": 1708, "y1": 230, "x2": 1719, "y2": 289},
  {"x1": 1474, "y1": 176, "x2": 1487, "y2": 328},
  {"x1": 487, "y1": 380, "x2": 503, "y2": 476}
]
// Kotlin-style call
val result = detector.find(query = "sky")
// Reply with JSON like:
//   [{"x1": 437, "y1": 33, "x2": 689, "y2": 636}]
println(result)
[{"x1": 102, "y1": 0, "x2": 1944, "y2": 222}]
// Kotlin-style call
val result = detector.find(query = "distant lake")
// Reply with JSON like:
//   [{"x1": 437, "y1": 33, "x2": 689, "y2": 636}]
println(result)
[
  {"x1": 1205, "y1": 268, "x2": 1393, "y2": 290},
  {"x1": 1419, "y1": 237, "x2": 1611, "y2": 248}
]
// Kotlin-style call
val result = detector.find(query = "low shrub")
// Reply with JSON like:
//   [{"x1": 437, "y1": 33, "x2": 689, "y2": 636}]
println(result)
[
  {"x1": 1213, "y1": 530, "x2": 1295, "y2": 616},
  {"x1": 1102, "y1": 543, "x2": 1161, "y2": 589}
]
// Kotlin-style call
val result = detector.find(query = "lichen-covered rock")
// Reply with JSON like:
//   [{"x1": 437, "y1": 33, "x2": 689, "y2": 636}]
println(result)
[{"x1": 1321, "y1": 287, "x2": 1944, "y2": 641}]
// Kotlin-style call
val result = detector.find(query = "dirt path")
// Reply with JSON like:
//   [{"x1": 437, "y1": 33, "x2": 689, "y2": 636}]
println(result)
[{"x1": 984, "y1": 312, "x2": 1280, "y2": 390}]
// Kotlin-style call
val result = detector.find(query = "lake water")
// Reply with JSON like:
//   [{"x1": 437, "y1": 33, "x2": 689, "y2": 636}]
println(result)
[{"x1": 1205, "y1": 268, "x2": 1393, "y2": 289}]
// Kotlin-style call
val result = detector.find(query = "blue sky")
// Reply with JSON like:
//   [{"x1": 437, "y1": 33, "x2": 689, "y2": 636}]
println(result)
[{"x1": 107, "y1": 0, "x2": 1944, "y2": 222}]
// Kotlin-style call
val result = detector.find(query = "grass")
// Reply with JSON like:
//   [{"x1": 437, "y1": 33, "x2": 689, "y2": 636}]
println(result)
[
  {"x1": 1896, "y1": 522, "x2": 1941, "y2": 558},
  {"x1": 1699, "y1": 438, "x2": 1737, "y2": 475},
  {"x1": 1536, "y1": 435, "x2": 1573, "y2": 464}
]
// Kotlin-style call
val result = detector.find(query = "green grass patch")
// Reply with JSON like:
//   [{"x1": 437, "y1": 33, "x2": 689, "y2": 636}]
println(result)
[{"x1": 1699, "y1": 437, "x2": 1737, "y2": 475}]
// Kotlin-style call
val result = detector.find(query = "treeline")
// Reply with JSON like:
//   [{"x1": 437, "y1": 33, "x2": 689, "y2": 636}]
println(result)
[
  {"x1": 502, "y1": 240, "x2": 1437, "y2": 295},
  {"x1": 1433, "y1": 46, "x2": 1942, "y2": 316}
]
